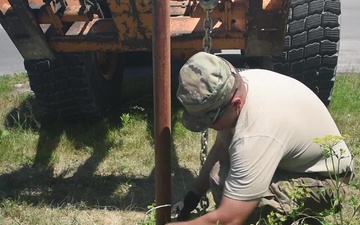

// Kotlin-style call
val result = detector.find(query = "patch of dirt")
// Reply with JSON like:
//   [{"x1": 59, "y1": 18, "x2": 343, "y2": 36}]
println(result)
[{"x1": 13, "y1": 82, "x2": 32, "y2": 95}]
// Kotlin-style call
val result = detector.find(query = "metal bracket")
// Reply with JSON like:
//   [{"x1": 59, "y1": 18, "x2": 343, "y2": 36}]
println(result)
[{"x1": 44, "y1": 2, "x2": 64, "y2": 35}]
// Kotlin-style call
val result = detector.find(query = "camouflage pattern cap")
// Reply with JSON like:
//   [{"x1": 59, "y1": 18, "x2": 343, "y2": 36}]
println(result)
[{"x1": 177, "y1": 52, "x2": 235, "y2": 132}]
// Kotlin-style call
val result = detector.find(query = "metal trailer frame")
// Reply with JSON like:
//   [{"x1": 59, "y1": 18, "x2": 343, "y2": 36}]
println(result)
[{"x1": 0, "y1": 0, "x2": 290, "y2": 60}]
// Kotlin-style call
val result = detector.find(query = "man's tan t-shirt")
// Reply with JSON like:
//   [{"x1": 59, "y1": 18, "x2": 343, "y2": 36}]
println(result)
[{"x1": 223, "y1": 69, "x2": 353, "y2": 201}]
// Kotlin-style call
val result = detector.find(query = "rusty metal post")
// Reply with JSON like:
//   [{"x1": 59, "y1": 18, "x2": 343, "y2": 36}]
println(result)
[{"x1": 152, "y1": 0, "x2": 171, "y2": 224}]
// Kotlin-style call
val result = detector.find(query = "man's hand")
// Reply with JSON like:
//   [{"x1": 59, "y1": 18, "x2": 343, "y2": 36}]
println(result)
[
  {"x1": 171, "y1": 191, "x2": 201, "y2": 221},
  {"x1": 167, "y1": 195, "x2": 261, "y2": 225}
]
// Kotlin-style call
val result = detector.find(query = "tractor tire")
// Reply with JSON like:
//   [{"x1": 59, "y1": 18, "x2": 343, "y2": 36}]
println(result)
[
  {"x1": 24, "y1": 52, "x2": 123, "y2": 121},
  {"x1": 269, "y1": 0, "x2": 341, "y2": 106}
]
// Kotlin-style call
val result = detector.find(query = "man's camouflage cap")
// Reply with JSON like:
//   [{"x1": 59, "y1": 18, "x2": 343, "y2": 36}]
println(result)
[{"x1": 177, "y1": 52, "x2": 235, "y2": 132}]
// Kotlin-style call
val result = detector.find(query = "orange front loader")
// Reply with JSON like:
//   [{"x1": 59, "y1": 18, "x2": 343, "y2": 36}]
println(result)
[{"x1": 0, "y1": 0, "x2": 341, "y2": 119}]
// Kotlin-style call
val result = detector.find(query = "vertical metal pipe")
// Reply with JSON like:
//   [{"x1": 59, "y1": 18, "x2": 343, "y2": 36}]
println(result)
[{"x1": 152, "y1": 0, "x2": 171, "y2": 224}]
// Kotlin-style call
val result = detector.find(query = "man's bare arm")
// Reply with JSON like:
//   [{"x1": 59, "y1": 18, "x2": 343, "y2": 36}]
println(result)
[{"x1": 167, "y1": 196, "x2": 260, "y2": 225}]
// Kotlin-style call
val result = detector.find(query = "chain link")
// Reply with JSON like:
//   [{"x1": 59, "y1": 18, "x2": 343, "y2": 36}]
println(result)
[
  {"x1": 198, "y1": 0, "x2": 217, "y2": 214},
  {"x1": 202, "y1": 10, "x2": 213, "y2": 53},
  {"x1": 200, "y1": 0, "x2": 214, "y2": 172},
  {"x1": 200, "y1": 129, "x2": 208, "y2": 167},
  {"x1": 200, "y1": 196, "x2": 210, "y2": 213}
]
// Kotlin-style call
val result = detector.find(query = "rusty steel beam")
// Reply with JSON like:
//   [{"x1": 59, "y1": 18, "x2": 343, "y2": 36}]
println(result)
[
  {"x1": 47, "y1": 18, "x2": 245, "y2": 59},
  {"x1": 49, "y1": 34, "x2": 245, "y2": 58},
  {"x1": 49, "y1": 33, "x2": 245, "y2": 59},
  {"x1": 153, "y1": 0, "x2": 171, "y2": 224},
  {"x1": 51, "y1": 17, "x2": 245, "y2": 36}
]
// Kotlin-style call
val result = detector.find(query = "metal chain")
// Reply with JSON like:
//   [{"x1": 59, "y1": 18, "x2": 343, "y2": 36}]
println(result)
[
  {"x1": 202, "y1": 10, "x2": 213, "y2": 53},
  {"x1": 200, "y1": 2, "x2": 214, "y2": 170},
  {"x1": 200, "y1": 129, "x2": 208, "y2": 168},
  {"x1": 199, "y1": 0, "x2": 217, "y2": 214}
]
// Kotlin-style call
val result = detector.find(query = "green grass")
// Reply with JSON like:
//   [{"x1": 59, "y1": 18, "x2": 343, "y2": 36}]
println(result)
[
  {"x1": 0, "y1": 72, "x2": 211, "y2": 225},
  {"x1": 329, "y1": 74, "x2": 360, "y2": 150},
  {"x1": 0, "y1": 73, "x2": 359, "y2": 224}
]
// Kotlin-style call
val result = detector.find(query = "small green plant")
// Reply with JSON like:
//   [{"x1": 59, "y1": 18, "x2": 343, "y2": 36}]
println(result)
[
  {"x1": 250, "y1": 135, "x2": 360, "y2": 225},
  {"x1": 256, "y1": 180, "x2": 314, "y2": 225},
  {"x1": 120, "y1": 113, "x2": 131, "y2": 127},
  {"x1": 9, "y1": 111, "x2": 28, "y2": 131},
  {"x1": 314, "y1": 135, "x2": 360, "y2": 225},
  {"x1": 139, "y1": 203, "x2": 172, "y2": 225},
  {"x1": 139, "y1": 203, "x2": 156, "y2": 225},
  {"x1": 0, "y1": 129, "x2": 10, "y2": 140}
]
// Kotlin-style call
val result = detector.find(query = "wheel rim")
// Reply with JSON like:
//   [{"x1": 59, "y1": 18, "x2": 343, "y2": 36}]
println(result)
[{"x1": 96, "y1": 52, "x2": 118, "y2": 80}]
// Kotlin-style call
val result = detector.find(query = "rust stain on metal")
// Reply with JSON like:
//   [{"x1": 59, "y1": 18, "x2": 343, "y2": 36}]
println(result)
[
  {"x1": 152, "y1": 0, "x2": 171, "y2": 223},
  {"x1": 128, "y1": 0, "x2": 149, "y2": 40},
  {"x1": 108, "y1": 0, "x2": 152, "y2": 49},
  {"x1": 50, "y1": 35, "x2": 119, "y2": 52}
]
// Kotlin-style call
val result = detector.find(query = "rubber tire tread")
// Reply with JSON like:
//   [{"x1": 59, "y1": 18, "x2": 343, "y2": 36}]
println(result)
[
  {"x1": 24, "y1": 53, "x2": 104, "y2": 121},
  {"x1": 271, "y1": 0, "x2": 341, "y2": 106}
]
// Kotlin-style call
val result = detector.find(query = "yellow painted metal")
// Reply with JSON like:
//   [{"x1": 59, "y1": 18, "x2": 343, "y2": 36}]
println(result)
[
  {"x1": 107, "y1": 0, "x2": 153, "y2": 46},
  {"x1": 47, "y1": 0, "x2": 248, "y2": 56}
]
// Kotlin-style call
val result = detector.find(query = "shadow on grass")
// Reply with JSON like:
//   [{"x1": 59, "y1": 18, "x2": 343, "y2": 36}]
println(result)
[{"x1": 0, "y1": 62, "x2": 196, "y2": 213}]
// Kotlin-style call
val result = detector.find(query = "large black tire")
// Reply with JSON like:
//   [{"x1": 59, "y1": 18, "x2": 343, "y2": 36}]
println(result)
[
  {"x1": 269, "y1": 0, "x2": 341, "y2": 106},
  {"x1": 24, "y1": 52, "x2": 123, "y2": 121}
]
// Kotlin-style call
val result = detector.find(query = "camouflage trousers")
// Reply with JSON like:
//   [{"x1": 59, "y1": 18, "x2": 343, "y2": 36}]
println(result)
[{"x1": 209, "y1": 161, "x2": 351, "y2": 225}]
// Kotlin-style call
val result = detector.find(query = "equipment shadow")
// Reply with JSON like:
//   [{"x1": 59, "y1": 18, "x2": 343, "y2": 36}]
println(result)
[{"x1": 0, "y1": 61, "x2": 195, "y2": 213}]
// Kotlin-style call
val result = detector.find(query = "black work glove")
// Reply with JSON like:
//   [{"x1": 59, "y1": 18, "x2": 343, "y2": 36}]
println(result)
[{"x1": 171, "y1": 191, "x2": 202, "y2": 221}]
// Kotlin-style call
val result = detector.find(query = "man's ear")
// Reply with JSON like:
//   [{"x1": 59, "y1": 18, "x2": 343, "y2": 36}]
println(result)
[{"x1": 231, "y1": 96, "x2": 242, "y2": 107}]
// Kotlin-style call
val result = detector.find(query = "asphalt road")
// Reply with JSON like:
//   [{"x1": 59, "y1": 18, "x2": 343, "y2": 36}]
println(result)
[
  {"x1": 0, "y1": 0, "x2": 359, "y2": 76},
  {"x1": 0, "y1": 26, "x2": 25, "y2": 75},
  {"x1": 337, "y1": 0, "x2": 360, "y2": 73}
]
